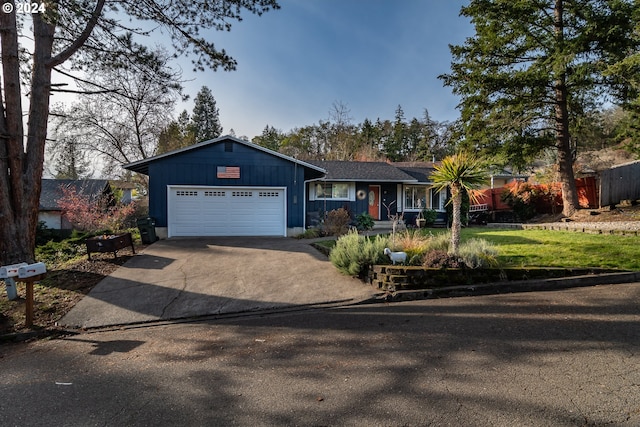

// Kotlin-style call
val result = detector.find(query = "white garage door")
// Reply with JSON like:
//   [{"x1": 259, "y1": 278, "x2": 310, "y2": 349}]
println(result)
[{"x1": 168, "y1": 186, "x2": 286, "y2": 237}]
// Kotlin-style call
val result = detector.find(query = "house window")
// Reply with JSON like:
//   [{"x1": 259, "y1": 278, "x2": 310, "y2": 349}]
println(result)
[
  {"x1": 431, "y1": 188, "x2": 444, "y2": 210},
  {"x1": 403, "y1": 186, "x2": 446, "y2": 210},
  {"x1": 315, "y1": 182, "x2": 349, "y2": 199},
  {"x1": 404, "y1": 186, "x2": 428, "y2": 210}
]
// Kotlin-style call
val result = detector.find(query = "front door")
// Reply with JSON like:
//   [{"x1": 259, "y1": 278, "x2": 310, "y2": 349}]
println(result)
[{"x1": 368, "y1": 185, "x2": 380, "y2": 220}]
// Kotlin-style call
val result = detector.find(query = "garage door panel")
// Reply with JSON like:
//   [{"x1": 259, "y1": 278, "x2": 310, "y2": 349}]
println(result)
[{"x1": 168, "y1": 186, "x2": 285, "y2": 237}]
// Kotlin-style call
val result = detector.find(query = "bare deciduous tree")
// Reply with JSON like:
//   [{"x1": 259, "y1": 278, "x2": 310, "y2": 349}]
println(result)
[{"x1": 0, "y1": 0, "x2": 279, "y2": 264}]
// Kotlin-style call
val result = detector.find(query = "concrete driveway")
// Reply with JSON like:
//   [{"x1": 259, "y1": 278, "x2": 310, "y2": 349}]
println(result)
[{"x1": 61, "y1": 237, "x2": 376, "y2": 329}]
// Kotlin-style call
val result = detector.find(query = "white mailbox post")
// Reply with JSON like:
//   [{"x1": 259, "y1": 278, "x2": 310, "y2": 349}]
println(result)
[{"x1": 0, "y1": 262, "x2": 27, "y2": 301}]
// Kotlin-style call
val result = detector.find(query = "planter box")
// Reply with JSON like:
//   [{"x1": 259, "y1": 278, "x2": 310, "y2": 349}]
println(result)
[{"x1": 86, "y1": 232, "x2": 135, "y2": 260}]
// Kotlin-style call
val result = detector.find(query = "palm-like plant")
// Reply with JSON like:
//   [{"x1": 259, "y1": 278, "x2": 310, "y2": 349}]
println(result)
[{"x1": 430, "y1": 152, "x2": 488, "y2": 254}]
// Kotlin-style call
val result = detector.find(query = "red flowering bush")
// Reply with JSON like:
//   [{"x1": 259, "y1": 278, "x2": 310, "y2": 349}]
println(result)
[
  {"x1": 57, "y1": 186, "x2": 136, "y2": 232},
  {"x1": 501, "y1": 181, "x2": 561, "y2": 220}
]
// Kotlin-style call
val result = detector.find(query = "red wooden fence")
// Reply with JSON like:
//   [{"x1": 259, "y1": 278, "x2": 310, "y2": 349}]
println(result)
[{"x1": 473, "y1": 176, "x2": 598, "y2": 212}]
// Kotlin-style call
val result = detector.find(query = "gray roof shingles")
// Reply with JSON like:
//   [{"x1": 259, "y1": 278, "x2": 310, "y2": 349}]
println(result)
[
  {"x1": 392, "y1": 162, "x2": 438, "y2": 183},
  {"x1": 308, "y1": 160, "x2": 418, "y2": 182}
]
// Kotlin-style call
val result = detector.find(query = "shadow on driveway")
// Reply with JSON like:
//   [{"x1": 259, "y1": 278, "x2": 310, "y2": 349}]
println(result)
[{"x1": 61, "y1": 237, "x2": 375, "y2": 329}]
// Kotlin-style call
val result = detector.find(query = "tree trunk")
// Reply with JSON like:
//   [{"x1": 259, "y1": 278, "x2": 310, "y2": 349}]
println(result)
[
  {"x1": 450, "y1": 184, "x2": 462, "y2": 255},
  {"x1": 553, "y1": 0, "x2": 579, "y2": 217},
  {"x1": 0, "y1": 8, "x2": 29, "y2": 264},
  {"x1": 0, "y1": 13, "x2": 55, "y2": 265}
]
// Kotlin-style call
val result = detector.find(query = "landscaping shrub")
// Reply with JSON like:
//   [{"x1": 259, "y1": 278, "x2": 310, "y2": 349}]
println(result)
[
  {"x1": 501, "y1": 181, "x2": 560, "y2": 220},
  {"x1": 330, "y1": 230, "x2": 389, "y2": 277},
  {"x1": 296, "y1": 227, "x2": 322, "y2": 239},
  {"x1": 424, "y1": 231, "x2": 452, "y2": 253},
  {"x1": 35, "y1": 231, "x2": 90, "y2": 266},
  {"x1": 422, "y1": 209, "x2": 438, "y2": 225},
  {"x1": 35, "y1": 221, "x2": 62, "y2": 246},
  {"x1": 411, "y1": 231, "x2": 499, "y2": 269},
  {"x1": 422, "y1": 250, "x2": 464, "y2": 269},
  {"x1": 390, "y1": 230, "x2": 431, "y2": 265},
  {"x1": 34, "y1": 228, "x2": 140, "y2": 266},
  {"x1": 457, "y1": 238, "x2": 499, "y2": 268},
  {"x1": 323, "y1": 208, "x2": 351, "y2": 236},
  {"x1": 57, "y1": 185, "x2": 137, "y2": 233},
  {"x1": 355, "y1": 212, "x2": 375, "y2": 231}
]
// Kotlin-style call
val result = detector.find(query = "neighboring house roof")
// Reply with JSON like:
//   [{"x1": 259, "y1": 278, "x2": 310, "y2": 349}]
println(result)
[
  {"x1": 123, "y1": 135, "x2": 326, "y2": 175},
  {"x1": 40, "y1": 179, "x2": 111, "y2": 211},
  {"x1": 489, "y1": 168, "x2": 529, "y2": 180},
  {"x1": 110, "y1": 180, "x2": 135, "y2": 189},
  {"x1": 308, "y1": 160, "x2": 418, "y2": 183}
]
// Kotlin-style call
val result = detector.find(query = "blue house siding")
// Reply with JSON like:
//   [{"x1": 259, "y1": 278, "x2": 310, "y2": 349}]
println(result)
[
  {"x1": 147, "y1": 140, "x2": 309, "y2": 228},
  {"x1": 306, "y1": 182, "x2": 400, "y2": 221},
  {"x1": 378, "y1": 183, "x2": 400, "y2": 219}
]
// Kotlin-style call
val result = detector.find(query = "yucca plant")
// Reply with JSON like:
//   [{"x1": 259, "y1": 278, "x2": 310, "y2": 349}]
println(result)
[{"x1": 430, "y1": 152, "x2": 488, "y2": 254}]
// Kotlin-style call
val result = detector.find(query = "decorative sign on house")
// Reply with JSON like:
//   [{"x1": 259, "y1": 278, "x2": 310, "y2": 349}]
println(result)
[{"x1": 217, "y1": 166, "x2": 240, "y2": 179}]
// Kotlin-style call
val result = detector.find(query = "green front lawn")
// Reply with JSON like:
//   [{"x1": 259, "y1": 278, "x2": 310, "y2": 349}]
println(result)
[
  {"x1": 316, "y1": 228, "x2": 640, "y2": 271},
  {"x1": 430, "y1": 228, "x2": 640, "y2": 270}
]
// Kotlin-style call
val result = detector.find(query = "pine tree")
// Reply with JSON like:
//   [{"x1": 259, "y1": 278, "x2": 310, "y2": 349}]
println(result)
[
  {"x1": 440, "y1": 0, "x2": 639, "y2": 216},
  {"x1": 52, "y1": 136, "x2": 92, "y2": 179},
  {"x1": 191, "y1": 86, "x2": 223, "y2": 142}
]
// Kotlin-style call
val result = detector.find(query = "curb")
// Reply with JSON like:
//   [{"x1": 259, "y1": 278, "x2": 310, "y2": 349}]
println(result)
[
  {"x1": 375, "y1": 271, "x2": 640, "y2": 302},
  {"x1": 3, "y1": 272, "x2": 639, "y2": 342},
  {"x1": 0, "y1": 328, "x2": 76, "y2": 344}
]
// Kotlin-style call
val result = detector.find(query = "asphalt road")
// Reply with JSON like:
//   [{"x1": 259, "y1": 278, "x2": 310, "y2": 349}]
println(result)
[{"x1": 2, "y1": 282, "x2": 639, "y2": 426}]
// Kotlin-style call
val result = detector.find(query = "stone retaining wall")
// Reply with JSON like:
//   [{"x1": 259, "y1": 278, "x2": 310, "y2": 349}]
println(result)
[
  {"x1": 368, "y1": 265, "x2": 620, "y2": 292},
  {"x1": 486, "y1": 222, "x2": 640, "y2": 235},
  {"x1": 521, "y1": 222, "x2": 640, "y2": 235}
]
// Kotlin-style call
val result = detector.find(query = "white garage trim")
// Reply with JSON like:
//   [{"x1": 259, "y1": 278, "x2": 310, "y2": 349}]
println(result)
[{"x1": 167, "y1": 185, "x2": 287, "y2": 237}]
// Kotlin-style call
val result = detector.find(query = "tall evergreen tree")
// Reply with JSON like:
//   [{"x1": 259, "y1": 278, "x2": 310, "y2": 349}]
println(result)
[
  {"x1": 51, "y1": 135, "x2": 92, "y2": 179},
  {"x1": 157, "y1": 110, "x2": 196, "y2": 154},
  {"x1": 440, "y1": 0, "x2": 639, "y2": 216},
  {"x1": 191, "y1": 86, "x2": 223, "y2": 142},
  {"x1": 606, "y1": 24, "x2": 640, "y2": 157},
  {"x1": 385, "y1": 105, "x2": 407, "y2": 161},
  {"x1": 252, "y1": 125, "x2": 285, "y2": 152}
]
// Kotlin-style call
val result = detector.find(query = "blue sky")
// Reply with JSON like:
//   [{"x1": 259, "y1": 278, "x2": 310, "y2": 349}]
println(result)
[{"x1": 178, "y1": 0, "x2": 473, "y2": 140}]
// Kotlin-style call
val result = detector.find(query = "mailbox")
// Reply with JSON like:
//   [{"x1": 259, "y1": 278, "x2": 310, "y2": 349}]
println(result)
[
  {"x1": 1, "y1": 262, "x2": 26, "y2": 301},
  {"x1": 18, "y1": 262, "x2": 47, "y2": 279},
  {"x1": 0, "y1": 262, "x2": 28, "y2": 279}
]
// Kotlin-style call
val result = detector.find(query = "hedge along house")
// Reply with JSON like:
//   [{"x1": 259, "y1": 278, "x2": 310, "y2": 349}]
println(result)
[
  {"x1": 306, "y1": 161, "x2": 448, "y2": 226},
  {"x1": 123, "y1": 135, "x2": 325, "y2": 238}
]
